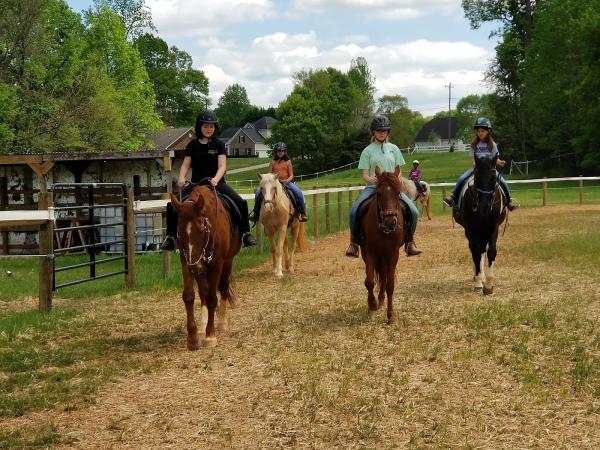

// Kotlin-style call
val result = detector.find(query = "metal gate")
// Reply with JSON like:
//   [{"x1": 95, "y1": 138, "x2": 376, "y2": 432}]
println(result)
[{"x1": 51, "y1": 183, "x2": 130, "y2": 290}]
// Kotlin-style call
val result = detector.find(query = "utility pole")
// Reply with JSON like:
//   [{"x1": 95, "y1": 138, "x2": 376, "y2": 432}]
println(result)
[{"x1": 444, "y1": 83, "x2": 454, "y2": 147}]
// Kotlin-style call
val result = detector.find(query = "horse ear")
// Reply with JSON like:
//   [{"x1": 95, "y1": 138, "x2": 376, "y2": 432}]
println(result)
[
  {"x1": 257, "y1": 173, "x2": 262, "y2": 181},
  {"x1": 375, "y1": 166, "x2": 382, "y2": 178},
  {"x1": 394, "y1": 166, "x2": 401, "y2": 177}
]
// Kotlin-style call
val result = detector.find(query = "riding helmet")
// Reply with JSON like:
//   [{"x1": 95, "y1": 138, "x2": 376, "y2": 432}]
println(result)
[
  {"x1": 195, "y1": 109, "x2": 219, "y2": 137},
  {"x1": 273, "y1": 142, "x2": 287, "y2": 152},
  {"x1": 370, "y1": 115, "x2": 391, "y2": 132},
  {"x1": 412, "y1": 160, "x2": 420, "y2": 165},
  {"x1": 473, "y1": 117, "x2": 492, "y2": 130}
]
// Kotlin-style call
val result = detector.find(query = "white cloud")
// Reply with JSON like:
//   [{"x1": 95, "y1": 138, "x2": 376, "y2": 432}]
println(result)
[
  {"x1": 197, "y1": 32, "x2": 492, "y2": 113},
  {"x1": 147, "y1": 0, "x2": 276, "y2": 37},
  {"x1": 342, "y1": 34, "x2": 371, "y2": 44},
  {"x1": 291, "y1": 0, "x2": 457, "y2": 19}
]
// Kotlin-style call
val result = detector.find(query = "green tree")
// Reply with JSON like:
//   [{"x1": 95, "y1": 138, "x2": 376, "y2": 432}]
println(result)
[
  {"x1": 455, "y1": 94, "x2": 492, "y2": 141},
  {"x1": 134, "y1": 33, "x2": 209, "y2": 126},
  {"x1": 93, "y1": 0, "x2": 156, "y2": 41},
  {"x1": 215, "y1": 84, "x2": 253, "y2": 131}
]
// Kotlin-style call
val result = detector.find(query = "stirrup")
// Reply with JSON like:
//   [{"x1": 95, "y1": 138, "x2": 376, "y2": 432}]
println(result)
[
  {"x1": 248, "y1": 210, "x2": 258, "y2": 222},
  {"x1": 242, "y1": 233, "x2": 256, "y2": 247},
  {"x1": 160, "y1": 236, "x2": 176, "y2": 251},
  {"x1": 442, "y1": 197, "x2": 454, "y2": 207},
  {"x1": 299, "y1": 213, "x2": 308, "y2": 222}
]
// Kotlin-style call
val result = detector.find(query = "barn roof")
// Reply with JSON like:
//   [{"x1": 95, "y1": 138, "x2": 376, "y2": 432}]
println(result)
[{"x1": 415, "y1": 117, "x2": 459, "y2": 141}]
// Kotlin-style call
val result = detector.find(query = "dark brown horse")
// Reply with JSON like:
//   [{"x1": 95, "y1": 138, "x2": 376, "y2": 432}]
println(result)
[
  {"x1": 170, "y1": 185, "x2": 241, "y2": 349},
  {"x1": 359, "y1": 166, "x2": 406, "y2": 324},
  {"x1": 454, "y1": 156, "x2": 507, "y2": 294}
]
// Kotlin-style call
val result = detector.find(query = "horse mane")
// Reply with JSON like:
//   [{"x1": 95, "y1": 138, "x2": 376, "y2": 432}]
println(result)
[
  {"x1": 177, "y1": 186, "x2": 215, "y2": 221},
  {"x1": 378, "y1": 171, "x2": 402, "y2": 192}
]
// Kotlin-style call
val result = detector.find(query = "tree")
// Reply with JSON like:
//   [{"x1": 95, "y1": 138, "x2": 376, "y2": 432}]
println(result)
[
  {"x1": 455, "y1": 94, "x2": 492, "y2": 141},
  {"x1": 93, "y1": 0, "x2": 156, "y2": 41},
  {"x1": 377, "y1": 95, "x2": 422, "y2": 149},
  {"x1": 215, "y1": 84, "x2": 253, "y2": 131},
  {"x1": 377, "y1": 95, "x2": 408, "y2": 115},
  {"x1": 134, "y1": 33, "x2": 209, "y2": 126}
]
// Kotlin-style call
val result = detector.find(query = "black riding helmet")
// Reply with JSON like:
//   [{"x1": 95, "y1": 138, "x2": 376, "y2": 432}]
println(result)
[
  {"x1": 370, "y1": 115, "x2": 391, "y2": 132},
  {"x1": 473, "y1": 117, "x2": 492, "y2": 130},
  {"x1": 195, "y1": 109, "x2": 219, "y2": 138}
]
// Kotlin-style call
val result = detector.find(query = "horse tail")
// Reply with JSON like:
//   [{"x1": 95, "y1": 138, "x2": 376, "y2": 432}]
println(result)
[{"x1": 296, "y1": 221, "x2": 307, "y2": 252}]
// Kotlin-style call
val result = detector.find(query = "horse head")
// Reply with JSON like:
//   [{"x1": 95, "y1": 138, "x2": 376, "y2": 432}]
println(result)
[
  {"x1": 257, "y1": 172, "x2": 282, "y2": 213},
  {"x1": 170, "y1": 187, "x2": 215, "y2": 275},
  {"x1": 472, "y1": 156, "x2": 499, "y2": 216},
  {"x1": 375, "y1": 166, "x2": 402, "y2": 234}
]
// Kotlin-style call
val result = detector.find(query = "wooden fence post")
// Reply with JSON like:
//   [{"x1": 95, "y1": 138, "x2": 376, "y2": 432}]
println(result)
[
  {"x1": 325, "y1": 191, "x2": 331, "y2": 234},
  {"x1": 126, "y1": 187, "x2": 135, "y2": 287},
  {"x1": 579, "y1": 176, "x2": 584, "y2": 205},
  {"x1": 38, "y1": 192, "x2": 53, "y2": 311},
  {"x1": 312, "y1": 186, "x2": 319, "y2": 238},
  {"x1": 337, "y1": 191, "x2": 343, "y2": 231},
  {"x1": 542, "y1": 177, "x2": 548, "y2": 207},
  {"x1": 161, "y1": 192, "x2": 171, "y2": 279}
]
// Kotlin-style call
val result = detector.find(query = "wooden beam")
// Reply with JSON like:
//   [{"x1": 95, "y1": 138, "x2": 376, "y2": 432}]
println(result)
[
  {"x1": 28, "y1": 161, "x2": 54, "y2": 177},
  {"x1": 38, "y1": 192, "x2": 53, "y2": 311},
  {"x1": 0, "y1": 210, "x2": 52, "y2": 228},
  {"x1": 0, "y1": 155, "x2": 43, "y2": 165}
]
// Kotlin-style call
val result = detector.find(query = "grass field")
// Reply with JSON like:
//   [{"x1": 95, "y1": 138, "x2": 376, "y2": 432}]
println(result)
[{"x1": 1, "y1": 204, "x2": 599, "y2": 448}]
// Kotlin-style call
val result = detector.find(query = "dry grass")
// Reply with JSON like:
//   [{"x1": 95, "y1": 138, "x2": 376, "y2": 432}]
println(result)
[{"x1": 1, "y1": 205, "x2": 599, "y2": 449}]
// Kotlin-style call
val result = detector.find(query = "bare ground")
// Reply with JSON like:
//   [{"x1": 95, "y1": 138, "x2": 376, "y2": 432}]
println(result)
[{"x1": 3, "y1": 205, "x2": 600, "y2": 449}]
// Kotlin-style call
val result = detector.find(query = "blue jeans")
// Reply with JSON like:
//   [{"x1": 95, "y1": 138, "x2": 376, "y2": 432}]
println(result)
[
  {"x1": 348, "y1": 186, "x2": 419, "y2": 243},
  {"x1": 451, "y1": 169, "x2": 511, "y2": 200},
  {"x1": 253, "y1": 182, "x2": 306, "y2": 211}
]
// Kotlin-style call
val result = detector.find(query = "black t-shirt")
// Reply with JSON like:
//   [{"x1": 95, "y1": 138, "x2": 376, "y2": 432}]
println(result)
[{"x1": 184, "y1": 138, "x2": 227, "y2": 183}]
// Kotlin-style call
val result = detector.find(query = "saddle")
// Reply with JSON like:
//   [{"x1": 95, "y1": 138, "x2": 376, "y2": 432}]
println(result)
[
  {"x1": 453, "y1": 176, "x2": 507, "y2": 221},
  {"x1": 180, "y1": 182, "x2": 241, "y2": 234}
]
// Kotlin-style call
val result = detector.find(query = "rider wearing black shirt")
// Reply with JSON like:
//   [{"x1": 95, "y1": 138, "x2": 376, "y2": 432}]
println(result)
[{"x1": 161, "y1": 109, "x2": 256, "y2": 250}]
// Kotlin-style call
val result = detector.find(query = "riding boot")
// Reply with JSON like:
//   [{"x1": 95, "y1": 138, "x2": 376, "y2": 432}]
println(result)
[
  {"x1": 345, "y1": 242, "x2": 360, "y2": 258},
  {"x1": 405, "y1": 238, "x2": 422, "y2": 256},
  {"x1": 249, "y1": 193, "x2": 262, "y2": 223},
  {"x1": 298, "y1": 205, "x2": 308, "y2": 222},
  {"x1": 160, "y1": 203, "x2": 178, "y2": 251},
  {"x1": 443, "y1": 194, "x2": 455, "y2": 207},
  {"x1": 507, "y1": 198, "x2": 519, "y2": 211}
]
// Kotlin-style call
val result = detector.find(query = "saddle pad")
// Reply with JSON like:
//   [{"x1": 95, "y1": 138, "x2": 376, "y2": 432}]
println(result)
[{"x1": 456, "y1": 176, "x2": 474, "y2": 210}]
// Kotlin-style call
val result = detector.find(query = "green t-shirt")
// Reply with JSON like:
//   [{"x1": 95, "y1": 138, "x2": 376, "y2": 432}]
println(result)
[{"x1": 358, "y1": 142, "x2": 405, "y2": 180}]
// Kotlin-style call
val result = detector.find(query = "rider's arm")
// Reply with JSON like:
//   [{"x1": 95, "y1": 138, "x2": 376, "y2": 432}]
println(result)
[
  {"x1": 211, "y1": 155, "x2": 226, "y2": 185},
  {"x1": 284, "y1": 160, "x2": 294, "y2": 183},
  {"x1": 178, "y1": 156, "x2": 192, "y2": 187},
  {"x1": 362, "y1": 169, "x2": 377, "y2": 185}
]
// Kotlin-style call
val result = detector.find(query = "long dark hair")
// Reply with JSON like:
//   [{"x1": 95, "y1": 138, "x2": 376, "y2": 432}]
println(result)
[
  {"x1": 471, "y1": 130, "x2": 495, "y2": 150},
  {"x1": 273, "y1": 152, "x2": 290, "y2": 162}
]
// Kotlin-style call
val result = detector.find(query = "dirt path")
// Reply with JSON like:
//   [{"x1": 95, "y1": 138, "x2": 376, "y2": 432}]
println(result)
[{"x1": 5, "y1": 206, "x2": 600, "y2": 448}]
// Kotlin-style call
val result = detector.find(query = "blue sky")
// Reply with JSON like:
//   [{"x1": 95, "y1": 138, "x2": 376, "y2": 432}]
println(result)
[{"x1": 66, "y1": 0, "x2": 499, "y2": 115}]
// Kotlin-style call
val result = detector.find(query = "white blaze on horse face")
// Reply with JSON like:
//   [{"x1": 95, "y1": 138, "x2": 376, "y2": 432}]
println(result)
[{"x1": 186, "y1": 222, "x2": 194, "y2": 263}]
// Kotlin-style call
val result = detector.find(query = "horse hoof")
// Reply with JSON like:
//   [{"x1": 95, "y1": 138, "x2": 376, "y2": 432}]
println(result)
[
  {"x1": 275, "y1": 272, "x2": 283, "y2": 278},
  {"x1": 187, "y1": 339, "x2": 200, "y2": 351},
  {"x1": 202, "y1": 337, "x2": 218, "y2": 348},
  {"x1": 483, "y1": 286, "x2": 494, "y2": 295},
  {"x1": 474, "y1": 286, "x2": 483, "y2": 293}
]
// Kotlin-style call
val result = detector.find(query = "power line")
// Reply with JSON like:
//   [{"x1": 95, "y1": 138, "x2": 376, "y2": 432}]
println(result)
[{"x1": 444, "y1": 83, "x2": 454, "y2": 143}]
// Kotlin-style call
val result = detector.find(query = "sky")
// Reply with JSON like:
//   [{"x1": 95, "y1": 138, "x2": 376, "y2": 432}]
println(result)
[{"x1": 66, "y1": 0, "x2": 500, "y2": 116}]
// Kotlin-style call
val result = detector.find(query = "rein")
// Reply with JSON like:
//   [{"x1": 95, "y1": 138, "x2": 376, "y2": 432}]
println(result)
[
  {"x1": 181, "y1": 182, "x2": 219, "y2": 267},
  {"x1": 376, "y1": 180, "x2": 401, "y2": 234}
]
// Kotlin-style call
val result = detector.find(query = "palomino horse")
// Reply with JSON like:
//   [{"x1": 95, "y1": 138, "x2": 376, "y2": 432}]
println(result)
[
  {"x1": 170, "y1": 185, "x2": 241, "y2": 349},
  {"x1": 401, "y1": 177, "x2": 432, "y2": 220},
  {"x1": 257, "y1": 173, "x2": 305, "y2": 277},
  {"x1": 359, "y1": 166, "x2": 406, "y2": 324},
  {"x1": 453, "y1": 156, "x2": 507, "y2": 294}
]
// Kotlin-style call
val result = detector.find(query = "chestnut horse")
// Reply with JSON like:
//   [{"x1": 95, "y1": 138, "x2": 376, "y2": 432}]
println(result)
[
  {"x1": 170, "y1": 185, "x2": 241, "y2": 349},
  {"x1": 453, "y1": 156, "x2": 507, "y2": 294},
  {"x1": 257, "y1": 173, "x2": 305, "y2": 277},
  {"x1": 401, "y1": 177, "x2": 432, "y2": 220},
  {"x1": 359, "y1": 166, "x2": 406, "y2": 324}
]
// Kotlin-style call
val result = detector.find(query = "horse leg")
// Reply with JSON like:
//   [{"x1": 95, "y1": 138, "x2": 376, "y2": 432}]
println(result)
[
  {"x1": 469, "y1": 239, "x2": 484, "y2": 292},
  {"x1": 364, "y1": 255, "x2": 377, "y2": 314},
  {"x1": 288, "y1": 222, "x2": 300, "y2": 274},
  {"x1": 216, "y1": 259, "x2": 233, "y2": 332},
  {"x1": 386, "y1": 252, "x2": 400, "y2": 324},
  {"x1": 274, "y1": 225, "x2": 286, "y2": 277},
  {"x1": 266, "y1": 229, "x2": 278, "y2": 275},
  {"x1": 197, "y1": 275, "x2": 209, "y2": 340},
  {"x1": 180, "y1": 264, "x2": 199, "y2": 351},
  {"x1": 203, "y1": 262, "x2": 223, "y2": 348},
  {"x1": 377, "y1": 259, "x2": 387, "y2": 310},
  {"x1": 425, "y1": 194, "x2": 432, "y2": 220},
  {"x1": 283, "y1": 226, "x2": 290, "y2": 271},
  {"x1": 483, "y1": 230, "x2": 499, "y2": 295}
]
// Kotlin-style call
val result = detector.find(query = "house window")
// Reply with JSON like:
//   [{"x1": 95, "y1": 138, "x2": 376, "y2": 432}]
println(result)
[
  {"x1": 133, "y1": 175, "x2": 141, "y2": 197},
  {"x1": 234, "y1": 149, "x2": 240, "y2": 156},
  {"x1": 239, "y1": 135, "x2": 246, "y2": 144},
  {"x1": 246, "y1": 148, "x2": 252, "y2": 156}
]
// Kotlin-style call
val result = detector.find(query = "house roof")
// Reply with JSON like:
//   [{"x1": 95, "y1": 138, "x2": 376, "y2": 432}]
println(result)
[
  {"x1": 252, "y1": 116, "x2": 276, "y2": 130},
  {"x1": 218, "y1": 127, "x2": 239, "y2": 140},
  {"x1": 147, "y1": 127, "x2": 194, "y2": 149},
  {"x1": 415, "y1": 117, "x2": 459, "y2": 141},
  {"x1": 240, "y1": 125, "x2": 265, "y2": 143}
]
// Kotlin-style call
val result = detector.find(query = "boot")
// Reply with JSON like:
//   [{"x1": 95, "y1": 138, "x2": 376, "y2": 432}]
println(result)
[
  {"x1": 160, "y1": 235, "x2": 176, "y2": 251},
  {"x1": 298, "y1": 208, "x2": 308, "y2": 222},
  {"x1": 345, "y1": 242, "x2": 359, "y2": 258},
  {"x1": 406, "y1": 240, "x2": 422, "y2": 256},
  {"x1": 249, "y1": 209, "x2": 259, "y2": 222},
  {"x1": 507, "y1": 199, "x2": 519, "y2": 211},
  {"x1": 242, "y1": 232, "x2": 256, "y2": 247},
  {"x1": 443, "y1": 194, "x2": 454, "y2": 207}
]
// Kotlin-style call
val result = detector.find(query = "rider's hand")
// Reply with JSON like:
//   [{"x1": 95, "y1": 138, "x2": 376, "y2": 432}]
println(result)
[
  {"x1": 368, "y1": 176, "x2": 378, "y2": 184},
  {"x1": 497, "y1": 159, "x2": 506, "y2": 168},
  {"x1": 209, "y1": 178, "x2": 218, "y2": 187},
  {"x1": 177, "y1": 178, "x2": 186, "y2": 188}
]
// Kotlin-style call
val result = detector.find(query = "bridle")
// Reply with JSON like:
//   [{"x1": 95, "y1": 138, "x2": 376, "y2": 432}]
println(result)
[
  {"x1": 180, "y1": 180, "x2": 219, "y2": 267},
  {"x1": 472, "y1": 165, "x2": 499, "y2": 214},
  {"x1": 376, "y1": 179, "x2": 401, "y2": 234}
]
